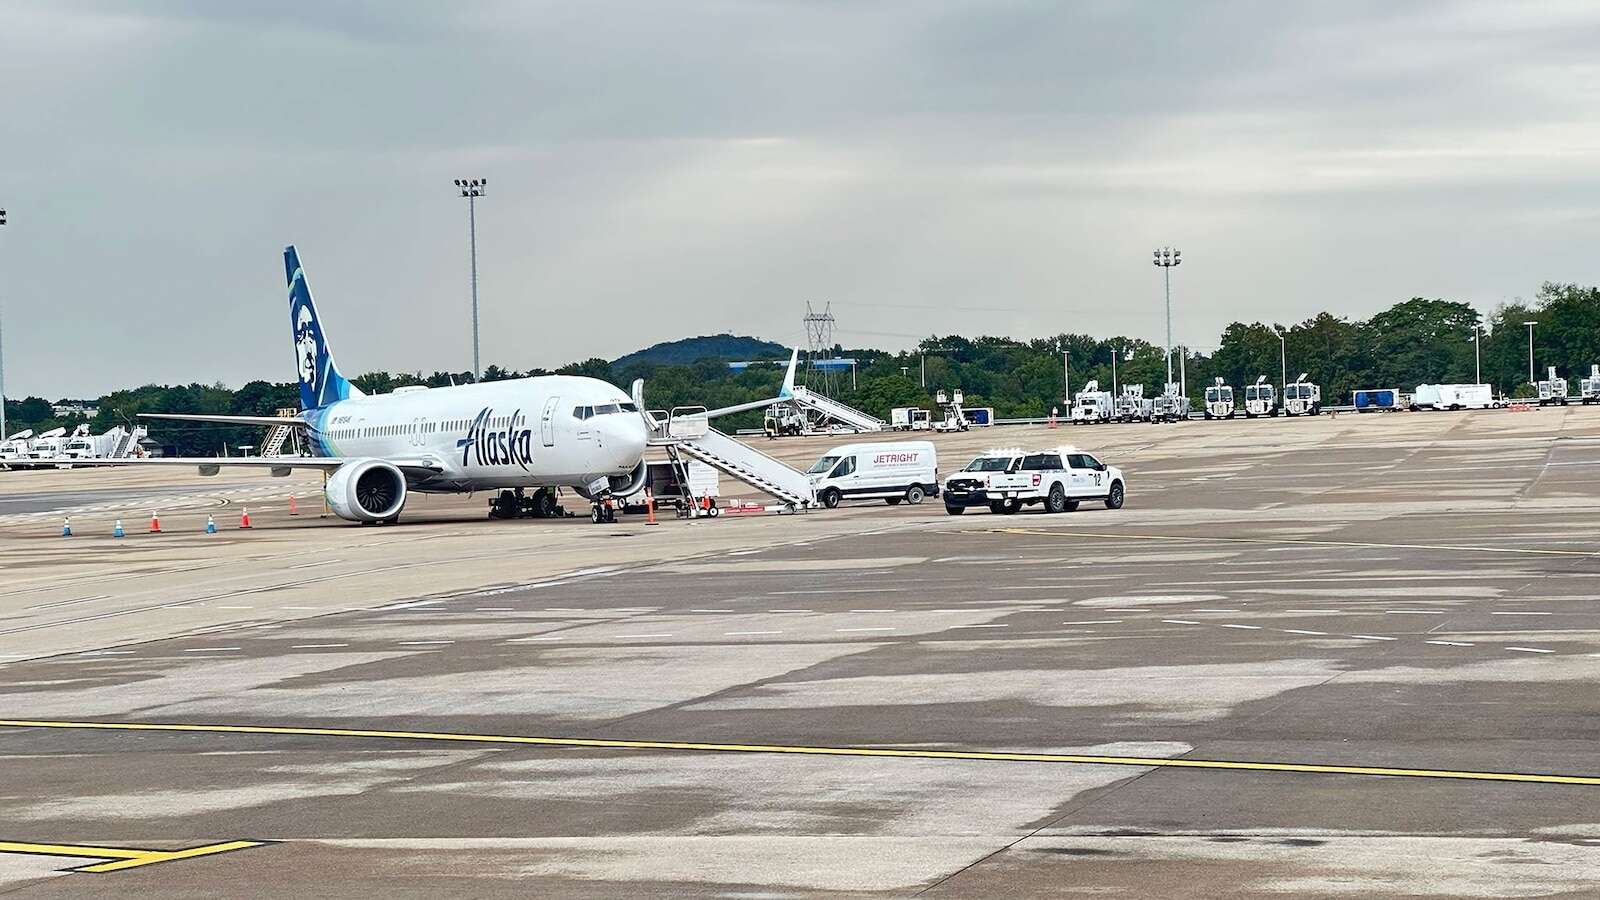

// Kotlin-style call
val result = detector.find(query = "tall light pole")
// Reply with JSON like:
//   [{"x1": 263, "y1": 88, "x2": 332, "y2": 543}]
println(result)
[
  {"x1": 1110, "y1": 344, "x2": 1119, "y2": 399},
  {"x1": 454, "y1": 178, "x2": 486, "y2": 381},
  {"x1": 1276, "y1": 328, "x2": 1287, "y2": 399},
  {"x1": 1153, "y1": 247, "x2": 1181, "y2": 391},
  {"x1": 1523, "y1": 320, "x2": 1538, "y2": 387},
  {"x1": 1469, "y1": 323, "x2": 1482, "y2": 385}
]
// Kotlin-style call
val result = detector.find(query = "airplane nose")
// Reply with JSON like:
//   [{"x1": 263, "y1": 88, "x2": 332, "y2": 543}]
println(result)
[{"x1": 609, "y1": 416, "x2": 649, "y2": 469}]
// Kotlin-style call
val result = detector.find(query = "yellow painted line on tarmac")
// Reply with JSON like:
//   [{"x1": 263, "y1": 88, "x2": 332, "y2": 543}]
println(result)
[
  {"x1": 988, "y1": 528, "x2": 1600, "y2": 558},
  {"x1": 0, "y1": 839, "x2": 265, "y2": 873},
  {"x1": 2, "y1": 719, "x2": 1597, "y2": 787}
]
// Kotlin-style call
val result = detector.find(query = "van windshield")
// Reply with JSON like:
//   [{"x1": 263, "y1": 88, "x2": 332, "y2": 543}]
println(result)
[
  {"x1": 964, "y1": 457, "x2": 1013, "y2": 472},
  {"x1": 807, "y1": 455, "x2": 840, "y2": 475}
]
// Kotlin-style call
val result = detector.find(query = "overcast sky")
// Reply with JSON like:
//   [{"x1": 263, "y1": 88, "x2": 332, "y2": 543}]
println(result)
[{"x1": 2, "y1": 0, "x2": 1598, "y2": 398}]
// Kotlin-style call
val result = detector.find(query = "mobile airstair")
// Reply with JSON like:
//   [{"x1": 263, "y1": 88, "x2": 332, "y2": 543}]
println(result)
[
  {"x1": 259, "y1": 407, "x2": 303, "y2": 457},
  {"x1": 649, "y1": 408, "x2": 815, "y2": 510},
  {"x1": 789, "y1": 386, "x2": 885, "y2": 432}
]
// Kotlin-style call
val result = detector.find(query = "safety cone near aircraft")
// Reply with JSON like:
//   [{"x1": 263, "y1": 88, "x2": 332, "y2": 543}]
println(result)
[
  {"x1": 645, "y1": 487, "x2": 658, "y2": 525},
  {"x1": 61, "y1": 517, "x2": 72, "y2": 537},
  {"x1": 288, "y1": 495, "x2": 298, "y2": 516},
  {"x1": 205, "y1": 515, "x2": 218, "y2": 534},
  {"x1": 239, "y1": 507, "x2": 253, "y2": 529},
  {"x1": 149, "y1": 511, "x2": 162, "y2": 533},
  {"x1": 112, "y1": 519, "x2": 125, "y2": 539}
]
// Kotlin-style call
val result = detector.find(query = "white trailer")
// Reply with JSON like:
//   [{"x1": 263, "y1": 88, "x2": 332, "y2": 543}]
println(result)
[
  {"x1": 1282, "y1": 374, "x2": 1322, "y2": 416},
  {"x1": 0, "y1": 429, "x2": 35, "y2": 467},
  {"x1": 1412, "y1": 383, "x2": 1494, "y2": 411},
  {"x1": 1538, "y1": 367, "x2": 1569, "y2": 406},
  {"x1": 1581, "y1": 365, "x2": 1600, "y2": 404},
  {"x1": 1203, "y1": 378, "x2": 1235, "y2": 419},
  {"x1": 1243, "y1": 376, "x2": 1278, "y2": 418},
  {"x1": 1070, "y1": 380, "x2": 1114, "y2": 424},
  {"x1": 890, "y1": 407, "x2": 932, "y2": 431}
]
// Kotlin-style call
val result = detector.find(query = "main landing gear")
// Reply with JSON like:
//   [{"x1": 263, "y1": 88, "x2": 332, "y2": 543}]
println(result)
[{"x1": 488, "y1": 487, "x2": 564, "y2": 520}]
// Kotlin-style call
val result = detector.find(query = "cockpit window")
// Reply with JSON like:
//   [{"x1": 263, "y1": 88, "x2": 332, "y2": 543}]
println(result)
[
  {"x1": 618, "y1": 402, "x2": 638, "y2": 413},
  {"x1": 573, "y1": 406, "x2": 592, "y2": 420},
  {"x1": 593, "y1": 403, "x2": 620, "y2": 415}
]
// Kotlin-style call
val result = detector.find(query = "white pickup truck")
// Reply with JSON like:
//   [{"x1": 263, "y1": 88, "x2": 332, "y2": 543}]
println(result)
[{"x1": 942, "y1": 447, "x2": 1126, "y2": 515}]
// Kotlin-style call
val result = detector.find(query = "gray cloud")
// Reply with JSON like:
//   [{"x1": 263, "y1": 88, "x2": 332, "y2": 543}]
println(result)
[{"x1": 1, "y1": 0, "x2": 1598, "y2": 396}]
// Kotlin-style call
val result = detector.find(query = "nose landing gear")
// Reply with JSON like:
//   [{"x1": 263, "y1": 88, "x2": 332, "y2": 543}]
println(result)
[{"x1": 589, "y1": 495, "x2": 617, "y2": 524}]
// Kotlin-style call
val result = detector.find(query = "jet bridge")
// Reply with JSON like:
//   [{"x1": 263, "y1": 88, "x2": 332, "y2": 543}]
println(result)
[{"x1": 649, "y1": 408, "x2": 815, "y2": 510}]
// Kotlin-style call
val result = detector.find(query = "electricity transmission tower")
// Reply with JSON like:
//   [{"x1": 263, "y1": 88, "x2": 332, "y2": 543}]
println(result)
[{"x1": 803, "y1": 302, "x2": 838, "y2": 396}]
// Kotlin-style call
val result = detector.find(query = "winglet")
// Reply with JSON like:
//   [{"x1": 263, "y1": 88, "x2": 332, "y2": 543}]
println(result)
[{"x1": 779, "y1": 348, "x2": 799, "y2": 399}]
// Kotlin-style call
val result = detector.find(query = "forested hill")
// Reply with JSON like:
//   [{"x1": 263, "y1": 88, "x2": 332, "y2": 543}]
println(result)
[{"x1": 611, "y1": 334, "x2": 786, "y2": 370}]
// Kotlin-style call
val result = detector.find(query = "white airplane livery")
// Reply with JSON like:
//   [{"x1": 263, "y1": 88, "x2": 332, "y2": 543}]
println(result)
[{"x1": 43, "y1": 246, "x2": 689, "y2": 524}]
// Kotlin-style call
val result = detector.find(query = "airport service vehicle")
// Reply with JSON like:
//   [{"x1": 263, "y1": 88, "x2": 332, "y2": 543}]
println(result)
[
  {"x1": 1581, "y1": 366, "x2": 1600, "y2": 404},
  {"x1": 966, "y1": 407, "x2": 994, "y2": 427},
  {"x1": 1203, "y1": 379, "x2": 1235, "y2": 419},
  {"x1": 0, "y1": 429, "x2": 35, "y2": 466},
  {"x1": 1243, "y1": 376, "x2": 1278, "y2": 418},
  {"x1": 1114, "y1": 386, "x2": 1152, "y2": 423},
  {"x1": 1353, "y1": 388, "x2": 1401, "y2": 412},
  {"x1": 1071, "y1": 380, "x2": 1115, "y2": 424},
  {"x1": 36, "y1": 246, "x2": 822, "y2": 523},
  {"x1": 1411, "y1": 383, "x2": 1494, "y2": 411},
  {"x1": 1282, "y1": 375, "x2": 1322, "y2": 416},
  {"x1": 933, "y1": 390, "x2": 969, "y2": 432},
  {"x1": 1152, "y1": 384, "x2": 1189, "y2": 423},
  {"x1": 808, "y1": 440, "x2": 938, "y2": 508},
  {"x1": 617, "y1": 460, "x2": 720, "y2": 518},
  {"x1": 890, "y1": 407, "x2": 932, "y2": 431},
  {"x1": 942, "y1": 447, "x2": 1125, "y2": 515},
  {"x1": 24, "y1": 428, "x2": 69, "y2": 465},
  {"x1": 763, "y1": 405, "x2": 806, "y2": 438},
  {"x1": 1537, "y1": 367, "x2": 1569, "y2": 406}
]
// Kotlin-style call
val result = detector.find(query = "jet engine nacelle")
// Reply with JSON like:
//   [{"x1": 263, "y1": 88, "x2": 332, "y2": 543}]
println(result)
[{"x1": 325, "y1": 458, "x2": 408, "y2": 523}]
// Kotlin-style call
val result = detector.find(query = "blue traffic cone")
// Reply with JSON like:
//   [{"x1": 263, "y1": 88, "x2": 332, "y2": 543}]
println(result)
[
  {"x1": 205, "y1": 515, "x2": 218, "y2": 534},
  {"x1": 61, "y1": 517, "x2": 72, "y2": 537},
  {"x1": 112, "y1": 519, "x2": 125, "y2": 539}
]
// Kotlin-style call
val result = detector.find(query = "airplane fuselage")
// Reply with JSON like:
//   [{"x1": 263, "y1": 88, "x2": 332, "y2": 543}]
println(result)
[{"x1": 302, "y1": 375, "x2": 648, "y2": 492}]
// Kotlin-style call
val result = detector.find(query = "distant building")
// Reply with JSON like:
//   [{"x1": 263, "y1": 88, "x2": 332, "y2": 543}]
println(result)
[{"x1": 51, "y1": 402, "x2": 99, "y2": 419}]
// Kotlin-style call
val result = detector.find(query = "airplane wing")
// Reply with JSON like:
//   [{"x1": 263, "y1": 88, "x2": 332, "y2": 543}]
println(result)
[
  {"x1": 138, "y1": 413, "x2": 307, "y2": 427},
  {"x1": 26, "y1": 457, "x2": 446, "y2": 477},
  {"x1": 703, "y1": 347, "x2": 801, "y2": 419}
]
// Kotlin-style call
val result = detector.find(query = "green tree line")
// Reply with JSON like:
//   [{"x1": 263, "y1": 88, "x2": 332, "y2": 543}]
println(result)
[{"x1": 6, "y1": 282, "x2": 1598, "y2": 455}]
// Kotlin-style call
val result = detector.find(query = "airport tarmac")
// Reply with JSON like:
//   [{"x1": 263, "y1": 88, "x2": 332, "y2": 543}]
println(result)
[{"x1": 3, "y1": 408, "x2": 1600, "y2": 897}]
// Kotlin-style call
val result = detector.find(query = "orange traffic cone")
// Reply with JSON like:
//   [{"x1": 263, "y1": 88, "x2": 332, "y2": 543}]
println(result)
[
  {"x1": 239, "y1": 507, "x2": 253, "y2": 529},
  {"x1": 645, "y1": 487, "x2": 658, "y2": 526},
  {"x1": 149, "y1": 511, "x2": 162, "y2": 533},
  {"x1": 288, "y1": 494, "x2": 299, "y2": 516}
]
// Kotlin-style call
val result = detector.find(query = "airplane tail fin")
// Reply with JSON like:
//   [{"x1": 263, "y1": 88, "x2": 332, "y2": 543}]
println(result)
[
  {"x1": 286, "y1": 245, "x2": 363, "y2": 410},
  {"x1": 779, "y1": 348, "x2": 799, "y2": 399}
]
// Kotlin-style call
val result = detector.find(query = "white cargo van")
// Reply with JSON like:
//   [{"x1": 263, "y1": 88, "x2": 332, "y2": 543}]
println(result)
[{"x1": 807, "y1": 440, "x2": 939, "y2": 508}]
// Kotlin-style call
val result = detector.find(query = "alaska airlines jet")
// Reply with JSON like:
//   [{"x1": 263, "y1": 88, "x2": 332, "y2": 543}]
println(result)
[{"x1": 48, "y1": 246, "x2": 662, "y2": 524}]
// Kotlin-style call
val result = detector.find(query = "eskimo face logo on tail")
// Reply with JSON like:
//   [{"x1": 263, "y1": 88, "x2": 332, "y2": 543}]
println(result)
[
  {"x1": 457, "y1": 408, "x2": 534, "y2": 470},
  {"x1": 294, "y1": 301, "x2": 319, "y2": 391}
]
